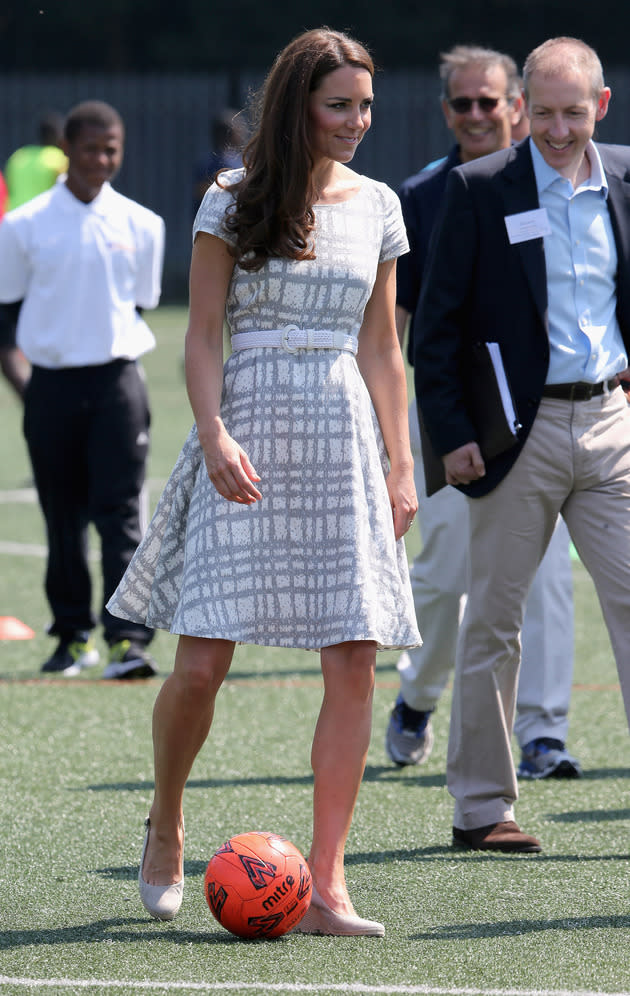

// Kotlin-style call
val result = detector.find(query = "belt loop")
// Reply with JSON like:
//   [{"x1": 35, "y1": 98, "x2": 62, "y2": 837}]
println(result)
[
  {"x1": 307, "y1": 329, "x2": 314, "y2": 350},
  {"x1": 281, "y1": 324, "x2": 299, "y2": 354}
]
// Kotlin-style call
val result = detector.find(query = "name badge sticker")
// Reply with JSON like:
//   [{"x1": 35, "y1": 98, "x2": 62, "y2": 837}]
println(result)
[{"x1": 504, "y1": 208, "x2": 551, "y2": 245}]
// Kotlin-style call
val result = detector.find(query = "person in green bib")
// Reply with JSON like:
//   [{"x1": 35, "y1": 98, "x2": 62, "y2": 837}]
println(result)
[
  {"x1": 5, "y1": 111, "x2": 68, "y2": 210},
  {"x1": 0, "y1": 113, "x2": 68, "y2": 397}
]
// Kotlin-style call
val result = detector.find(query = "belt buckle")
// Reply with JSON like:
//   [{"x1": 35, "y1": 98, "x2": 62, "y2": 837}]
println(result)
[{"x1": 281, "y1": 324, "x2": 300, "y2": 354}]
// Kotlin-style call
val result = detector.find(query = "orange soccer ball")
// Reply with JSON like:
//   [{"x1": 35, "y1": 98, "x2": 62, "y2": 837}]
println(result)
[{"x1": 204, "y1": 831, "x2": 312, "y2": 939}]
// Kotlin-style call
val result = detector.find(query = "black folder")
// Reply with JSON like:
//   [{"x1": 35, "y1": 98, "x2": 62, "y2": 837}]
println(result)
[{"x1": 419, "y1": 341, "x2": 521, "y2": 497}]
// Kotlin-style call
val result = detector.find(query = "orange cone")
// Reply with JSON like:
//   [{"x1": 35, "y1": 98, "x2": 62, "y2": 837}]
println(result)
[{"x1": 0, "y1": 616, "x2": 36, "y2": 640}]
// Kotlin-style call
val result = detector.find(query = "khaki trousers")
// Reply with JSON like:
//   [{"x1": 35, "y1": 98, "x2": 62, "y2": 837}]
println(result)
[
  {"x1": 448, "y1": 388, "x2": 630, "y2": 829},
  {"x1": 399, "y1": 405, "x2": 574, "y2": 746}
]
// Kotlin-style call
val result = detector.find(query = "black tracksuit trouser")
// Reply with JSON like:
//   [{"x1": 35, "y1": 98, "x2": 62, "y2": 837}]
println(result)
[{"x1": 23, "y1": 358, "x2": 154, "y2": 646}]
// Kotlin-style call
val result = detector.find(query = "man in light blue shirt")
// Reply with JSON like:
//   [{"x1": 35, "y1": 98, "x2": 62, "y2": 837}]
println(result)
[
  {"x1": 414, "y1": 36, "x2": 630, "y2": 853},
  {"x1": 387, "y1": 44, "x2": 578, "y2": 785},
  {"x1": 532, "y1": 140, "x2": 626, "y2": 386}
]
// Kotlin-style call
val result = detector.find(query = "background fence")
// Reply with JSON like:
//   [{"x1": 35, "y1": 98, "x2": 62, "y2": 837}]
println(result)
[{"x1": 2, "y1": 70, "x2": 630, "y2": 300}]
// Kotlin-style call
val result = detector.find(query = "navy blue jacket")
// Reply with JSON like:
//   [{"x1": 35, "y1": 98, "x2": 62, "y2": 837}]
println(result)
[{"x1": 397, "y1": 146, "x2": 461, "y2": 365}]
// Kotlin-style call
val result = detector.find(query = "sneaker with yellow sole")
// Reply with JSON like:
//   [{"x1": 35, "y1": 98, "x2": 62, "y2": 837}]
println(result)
[
  {"x1": 41, "y1": 635, "x2": 100, "y2": 676},
  {"x1": 103, "y1": 639, "x2": 158, "y2": 680}
]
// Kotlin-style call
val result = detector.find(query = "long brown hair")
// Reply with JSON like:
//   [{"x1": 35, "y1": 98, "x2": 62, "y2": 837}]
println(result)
[{"x1": 219, "y1": 28, "x2": 374, "y2": 271}]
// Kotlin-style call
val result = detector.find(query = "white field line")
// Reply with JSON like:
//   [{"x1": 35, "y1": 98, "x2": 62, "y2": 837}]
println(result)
[
  {"x1": 0, "y1": 540, "x2": 48, "y2": 556},
  {"x1": 0, "y1": 540, "x2": 101, "y2": 559},
  {"x1": 0, "y1": 488, "x2": 37, "y2": 503},
  {"x1": 0, "y1": 481, "x2": 165, "y2": 504},
  {"x1": 1, "y1": 979, "x2": 629, "y2": 996},
  {"x1": 0, "y1": 486, "x2": 45, "y2": 557},
  {"x1": 0, "y1": 481, "x2": 166, "y2": 558}
]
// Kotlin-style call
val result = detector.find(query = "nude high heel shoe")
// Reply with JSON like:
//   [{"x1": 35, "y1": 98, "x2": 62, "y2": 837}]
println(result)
[
  {"x1": 292, "y1": 884, "x2": 385, "y2": 937},
  {"x1": 138, "y1": 818, "x2": 184, "y2": 920}
]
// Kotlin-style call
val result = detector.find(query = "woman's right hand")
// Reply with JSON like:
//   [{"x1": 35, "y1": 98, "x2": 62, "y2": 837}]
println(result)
[{"x1": 203, "y1": 424, "x2": 262, "y2": 504}]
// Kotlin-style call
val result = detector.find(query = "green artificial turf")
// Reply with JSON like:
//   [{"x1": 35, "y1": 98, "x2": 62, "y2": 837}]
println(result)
[{"x1": 1, "y1": 307, "x2": 629, "y2": 996}]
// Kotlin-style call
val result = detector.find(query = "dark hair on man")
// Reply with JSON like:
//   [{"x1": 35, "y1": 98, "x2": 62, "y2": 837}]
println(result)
[
  {"x1": 64, "y1": 101, "x2": 124, "y2": 144},
  {"x1": 38, "y1": 111, "x2": 65, "y2": 147},
  {"x1": 439, "y1": 44, "x2": 519, "y2": 101},
  {"x1": 220, "y1": 27, "x2": 374, "y2": 272}
]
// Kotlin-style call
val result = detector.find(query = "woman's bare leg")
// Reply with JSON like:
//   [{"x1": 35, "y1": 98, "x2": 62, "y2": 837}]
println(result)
[
  {"x1": 141, "y1": 635, "x2": 234, "y2": 885},
  {"x1": 308, "y1": 640, "x2": 376, "y2": 914}
]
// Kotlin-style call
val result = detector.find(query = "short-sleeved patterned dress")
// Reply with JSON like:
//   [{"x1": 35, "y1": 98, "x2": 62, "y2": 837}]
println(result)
[{"x1": 108, "y1": 169, "x2": 421, "y2": 651}]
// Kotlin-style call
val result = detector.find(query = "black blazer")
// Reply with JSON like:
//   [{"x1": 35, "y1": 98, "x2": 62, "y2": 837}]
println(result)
[{"x1": 413, "y1": 139, "x2": 630, "y2": 497}]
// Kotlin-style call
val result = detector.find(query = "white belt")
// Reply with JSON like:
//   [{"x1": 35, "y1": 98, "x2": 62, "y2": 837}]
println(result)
[{"x1": 231, "y1": 326, "x2": 358, "y2": 355}]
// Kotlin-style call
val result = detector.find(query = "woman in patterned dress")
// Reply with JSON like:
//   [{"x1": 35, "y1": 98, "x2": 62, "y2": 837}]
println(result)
[{"x1": 109, "y1": 27, "x2": 420, "y2": 935}]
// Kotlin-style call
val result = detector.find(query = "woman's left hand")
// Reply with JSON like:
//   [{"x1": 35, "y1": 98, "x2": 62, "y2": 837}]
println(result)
[{"x1": 387, "y1": 466, "x2": 418, "y2": 541}]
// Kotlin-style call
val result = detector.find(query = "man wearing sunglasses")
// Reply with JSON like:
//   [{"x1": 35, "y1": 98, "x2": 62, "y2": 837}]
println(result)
[
  {"x1": 415, "y1": 37, "x2": 630, "y2": 852},
  {"x1": 387, "y1": 45, "x2": 578, "y2": 787}
]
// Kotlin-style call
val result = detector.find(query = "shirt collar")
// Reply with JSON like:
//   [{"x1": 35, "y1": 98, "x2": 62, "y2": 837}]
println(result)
[
  {"x1": 59, "y1": 180, "x2": 114, "y2": 213},
  {"x1": 529, "y1": 137, "x2": 608, "y2": 197}
]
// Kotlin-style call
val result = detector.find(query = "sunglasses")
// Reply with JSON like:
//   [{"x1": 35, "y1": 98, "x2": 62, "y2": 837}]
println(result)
[{"x1": 447, "y1": 96, "x2": 502, "y2": 113}]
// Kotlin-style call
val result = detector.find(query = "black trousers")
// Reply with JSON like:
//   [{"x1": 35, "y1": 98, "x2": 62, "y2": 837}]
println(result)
[
  {"x1": 0, "y1": 301, "x2": 21, "y2": 348},
  {"x1": 23, "y1": 359, "x2": 154, "y2": 646}
]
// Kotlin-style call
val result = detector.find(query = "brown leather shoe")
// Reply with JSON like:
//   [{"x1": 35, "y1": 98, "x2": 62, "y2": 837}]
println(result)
[{"x1": 452, "y1": 820, "x2": 541, "y2": 853}]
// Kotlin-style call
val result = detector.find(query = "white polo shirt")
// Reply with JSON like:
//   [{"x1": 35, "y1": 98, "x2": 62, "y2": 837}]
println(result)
[{"x1": 0, "y1": 180, "x2": 165, "y2": 368}]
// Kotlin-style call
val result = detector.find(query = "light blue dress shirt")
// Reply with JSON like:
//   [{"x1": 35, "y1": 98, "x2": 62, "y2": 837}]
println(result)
[{"x1": 530, "y1": 138, "x2": 627, "y2": 385}]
